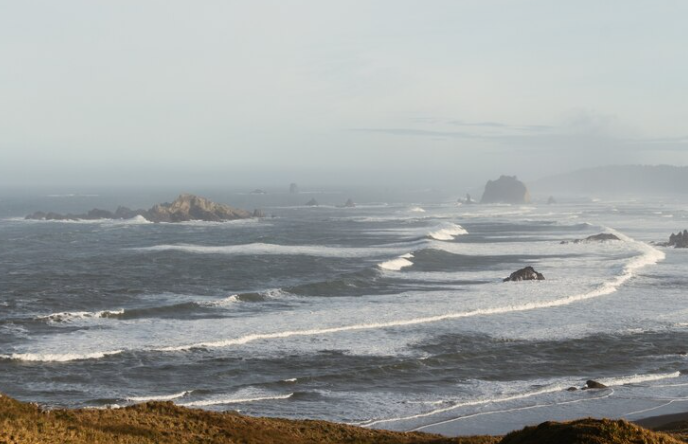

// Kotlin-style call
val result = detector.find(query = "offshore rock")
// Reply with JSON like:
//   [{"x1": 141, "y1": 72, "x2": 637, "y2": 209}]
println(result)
[
  {"x1": 26, "y1": 194, "x2": 253, "y2": 223},
  {"x1": 343, "y1": 198, "x2": 356, "y2": 208},
  {"x1": 561, "y1": 233, "x2": 621, "y2": 244},
  {"x1": 145, "y1": 194, "x2": 252, "y2": 222},
  {"x1": 480, "y1": 175, "x2": 531, "y2": 204},
  {"x1": 664, "y1": 230, "x2": 688, "y2": 248},
  {"x1": 503, "y1": 266, "x2": 545, "y2": 282},
  {"x1": 584, "y1": 380, "x2": 608, "y2": 390},
  {"x1": 305, "y1": 198, "x2": 319, "y2": 206}
]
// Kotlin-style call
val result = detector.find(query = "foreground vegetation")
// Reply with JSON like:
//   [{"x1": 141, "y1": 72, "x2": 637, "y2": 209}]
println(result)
[{"x1": 1, "y1": 393, "x2": 687, "y2": 443}]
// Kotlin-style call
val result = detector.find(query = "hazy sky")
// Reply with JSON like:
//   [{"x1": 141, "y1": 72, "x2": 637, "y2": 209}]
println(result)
[{"x1": 1, "y1": 1, "x2": 687, "y2": 187}]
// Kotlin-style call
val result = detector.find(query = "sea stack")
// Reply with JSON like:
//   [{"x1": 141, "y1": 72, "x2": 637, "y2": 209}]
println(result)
[
  {"x1": 480, "y1": 175, "x2": 531, "y2": 204},
  {"x1": 666, "y1": 230, "x2": 688, "y2": 248}
]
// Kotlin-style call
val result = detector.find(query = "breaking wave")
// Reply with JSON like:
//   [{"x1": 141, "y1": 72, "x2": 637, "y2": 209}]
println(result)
[
  {"x1": 378, "y1": 253, "x2": 414, "y2": 271},
  {"x1": 179, "y1": 393, "x2": 293, "y2": 407},
  {"x1": 38, "y1": 309, "x2": 125, "y2": 323},
  {"x1": 427, "y1": 223, "x2": 468, "y2": 241}
]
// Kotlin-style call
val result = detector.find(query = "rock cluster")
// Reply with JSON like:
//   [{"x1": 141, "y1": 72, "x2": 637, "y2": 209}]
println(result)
[
  {"x1": 26, "y1": 194, "x2": 257, "y2": 223},
  {"x1": 305, "y1": 198, "x2": 319, "y2": 206},
  {"x1": 503, "y1": 266, "x2": 545, "y2": 282},
  {"x1": 561, "y1": 233, "x2": 621, "y2": 244},
  {"x1": 480, "y1": 175, "x2": 531, "y2": 204},
  {"x1": 666, "y1": 230, "x2": 688, "y2": 248}
]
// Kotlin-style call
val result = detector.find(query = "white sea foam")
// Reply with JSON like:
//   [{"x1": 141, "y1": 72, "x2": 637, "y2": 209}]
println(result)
[
  {"x1": 0, "y1": 350, "x2": 123, "y2": 362},
  {"x1": 378, "y1": 253, "x2": 414, "y2": 271},
  {"x1": 361, "y1": 384, "x2": 568, "y2": 427},
  {"x1": 599, "y1": 371, "x2": 680, "y2": 386},
  {"x1": 38, "y1": 309, "x2": 125, "y2": 323},
  {"x1": 409, "y1": 207, "x2": 426, "y2": 213},
  {"x1": 19, "y1": 231, "x2": 663, "y2": 362},
  {"x1": 127, "y1": 391, "x2": 193, "y2": 402},
  {"x1": 154, "y1": 231, "x2": 663, "y2": 354},
  {"x1": 201, "y1": 295, "x2": 241, "y2": 307},
  {"x1": 179, "y1": 393, "x2": 293, "y2": 407},
  {"x1": 361, "y1": 371, "x2": 679, "y2": 429},
  {"x1": 427, "y1": 223, "x2": 468, "y2": 241},
  {"x1": 134, "y1": 242, "x2": 407, "y2": 258}
]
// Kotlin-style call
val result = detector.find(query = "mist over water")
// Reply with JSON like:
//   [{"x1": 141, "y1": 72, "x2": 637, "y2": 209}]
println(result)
[{"x1": 1, "y1": 189, "x2": 687, "y2": 435}]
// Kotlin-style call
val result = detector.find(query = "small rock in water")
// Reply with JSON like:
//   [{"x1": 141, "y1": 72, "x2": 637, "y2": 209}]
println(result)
[
  {"x1": 583, "y1": 380, "x2": 608, "y2": 390},
  {"x1": 566, "y1": 387, "x2": 578, "y2": 392},
  {"x1": 503, "y1": 266, "x2": 545, "y2": 282}
]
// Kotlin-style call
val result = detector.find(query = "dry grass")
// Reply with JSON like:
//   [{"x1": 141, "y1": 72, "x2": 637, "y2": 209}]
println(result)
[
  {"x1": 500, "y1": 418, "x2": 686, "y2": 444},
  {"x1": 0, "y1": 394, "x2": 497, "y2": 444},
  {"x1": 3, "y1": 394, "x2": 688, "y2": 444}
]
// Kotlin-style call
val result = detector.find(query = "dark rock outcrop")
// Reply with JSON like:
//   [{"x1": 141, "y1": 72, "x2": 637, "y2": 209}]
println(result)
[
  {"x1": 26, "y1": 194, "x2": 256, "y2": 223},
  {"x1": 458, "y1": 193, "x2": 476, "y2": 205},
  {"x1": 289, "y1": 183, "x2": 299, "y2": 194},
  {"x1": 584, "y1": 380, "x2": 608, "y2": 390},
  {"x1": 305, "y1": 198, "x2": 319, "y2": 206},
  {"x1": 480, "y1": 175, "x2": 531, "y2": 204},
  {"x1": 343, "y1": 198, "x2": 356, "y2": 208},
  {"x1": 503, "y1": 266, "x2": 545, "y2": 282},
  {"x1": 547, "y1": 196, "x2": 556, "y2": 205},
  {"x1": 561, "y1": 233, "x2": 621, "y2": 244},
  {"x1": 663, "y1": 230, "x2": 688, "y2": 248}
]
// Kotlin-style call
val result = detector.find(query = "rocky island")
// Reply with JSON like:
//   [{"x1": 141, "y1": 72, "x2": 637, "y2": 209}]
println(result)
[
  {"x1": 26, "y1": 194, "x2": 261, "y2": 223},
  {"x1": 663, "y1": 230, "x2": 688, "y2": 248},
  {"x1": 480, "y1": 175, "x2": 531, "y2": 204}
]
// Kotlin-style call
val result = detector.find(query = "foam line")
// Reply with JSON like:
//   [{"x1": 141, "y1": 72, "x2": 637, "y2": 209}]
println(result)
[
  {"x1": 134, "y1": 242, "x2": 409, "y2": 258},
  {"x1": 0, "y1": 350, "x2": 123, "y2": 362},
  {"x1": 127, "y1": 391, "x2": 193, "y2": 402},
  {"x1": 158, "y1": 235, "x2": 662, "y2": 353},
  {"x1": 179, "y1": 393, "x2": 293, "y2": 407},
  {"x1": 412, "y1": 390, "x2": 615, "y2": 432},
  {"x1": 12, "y1": 231, "x2": 663, "y2": 362}
]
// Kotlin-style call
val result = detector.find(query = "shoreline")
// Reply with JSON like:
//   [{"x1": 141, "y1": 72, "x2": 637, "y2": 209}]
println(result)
[{"x1": 2, "y1": 393, "x2": 688, "y2": 443}]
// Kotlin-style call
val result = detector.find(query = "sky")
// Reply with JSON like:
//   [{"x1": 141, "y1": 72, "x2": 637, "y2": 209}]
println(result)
[{"x1": 1, "y1": 1, "x2": 687, "y2": 188}]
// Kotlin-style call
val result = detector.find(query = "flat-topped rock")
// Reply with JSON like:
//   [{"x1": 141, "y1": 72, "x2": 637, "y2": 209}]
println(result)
[{"x1": 481, "y1": 175, "x2": 531, "y2": 204}]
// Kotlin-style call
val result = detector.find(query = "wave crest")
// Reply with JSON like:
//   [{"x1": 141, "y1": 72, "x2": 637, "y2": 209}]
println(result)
[{"x1": 428, "y1": 223, "x2": 468, "y2": 241}]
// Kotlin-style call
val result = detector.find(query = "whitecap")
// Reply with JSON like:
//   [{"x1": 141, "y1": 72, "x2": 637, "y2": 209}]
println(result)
[
  {"x1": 427, "y1": 223, "x2": 468, "y2": 241},
  {"x1": 378, "y1": 253, "x2": 414, "y2": 271}
]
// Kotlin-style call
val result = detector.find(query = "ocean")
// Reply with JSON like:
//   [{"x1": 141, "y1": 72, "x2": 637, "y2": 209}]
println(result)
[{"x1": 1, "y1": 188, "x2": 687, "y2": 436}]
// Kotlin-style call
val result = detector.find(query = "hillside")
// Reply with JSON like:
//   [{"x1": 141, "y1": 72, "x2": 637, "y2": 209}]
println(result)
[{"x1": 2, "y1": 394, "x2": 688, "y2": 444}]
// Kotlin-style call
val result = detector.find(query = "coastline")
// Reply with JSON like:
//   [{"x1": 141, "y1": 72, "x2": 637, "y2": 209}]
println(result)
[{"x1": 2, "y1": 393, "x2": 687, "y2": 443}]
